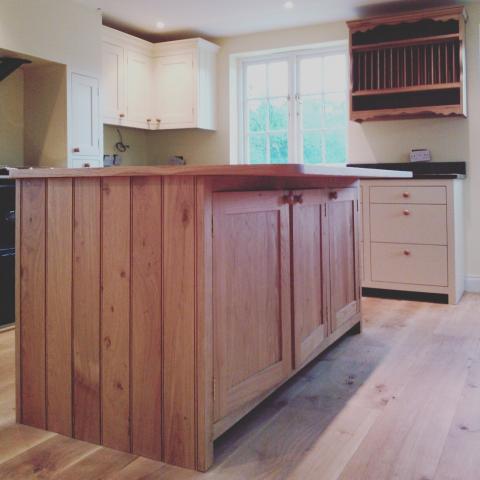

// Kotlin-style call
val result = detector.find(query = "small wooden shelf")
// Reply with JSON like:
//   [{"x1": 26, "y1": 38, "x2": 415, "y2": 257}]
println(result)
[
  {"x1": 351, "y1": 34, "x2": 460, "y2": 53},
  {"x1": 348, "y1": 6, "x2": 467, "y2": 122},
  {"x1": 352, "y1": 82, "x2": 461, "y2": 97}
]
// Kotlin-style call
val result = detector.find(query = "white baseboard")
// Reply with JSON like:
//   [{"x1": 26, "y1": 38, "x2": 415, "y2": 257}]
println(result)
[{"x1": 465, "y1": 276, "x2": 480, "y2": 293}]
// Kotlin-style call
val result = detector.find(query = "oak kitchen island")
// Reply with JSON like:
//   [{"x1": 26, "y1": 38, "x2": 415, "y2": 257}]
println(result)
[{"x1": 8, "y1": 164, "x2": 410, "y2": 471}]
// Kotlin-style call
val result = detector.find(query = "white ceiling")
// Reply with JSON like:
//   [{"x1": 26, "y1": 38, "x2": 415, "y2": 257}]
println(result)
[{"x1": 74, "y1": 0, "x2": 470, "y2": 41}]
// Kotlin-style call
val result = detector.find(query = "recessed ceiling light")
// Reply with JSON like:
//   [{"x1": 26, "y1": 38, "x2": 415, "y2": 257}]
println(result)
[
  {"x1": 284, "y1": 1, "x2": 294, "y2": 9},
  {"x1": 156, "y1": 21, "x2": 166, "y2": 29}
]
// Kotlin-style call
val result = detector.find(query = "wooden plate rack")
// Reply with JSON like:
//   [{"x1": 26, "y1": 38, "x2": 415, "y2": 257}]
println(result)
[{"x1": 348, "y1": 6, "x2": 467, "y2": 122}]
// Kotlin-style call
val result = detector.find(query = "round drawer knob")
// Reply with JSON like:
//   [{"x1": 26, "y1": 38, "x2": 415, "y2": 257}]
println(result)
[
  {"x1": 294, "y1": 194, "x2": 304, "y2": 204},
  {"x1": 403, "y1": 250, "x2": 411, "y2": 256},
  {"x1": 403, "y1": 209, "x2": 411, "y2": 216},
  {"x1": 119, "y1": 113, "x2": 125, "y2": 118},
  {"x1": 403, "y1": 192, "x2": 410, "y2": 198}
]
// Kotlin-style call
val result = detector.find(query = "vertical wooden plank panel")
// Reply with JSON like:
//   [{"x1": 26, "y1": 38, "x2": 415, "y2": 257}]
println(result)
[
  {"x1": 15, "y1": 180, "x2": 22, "y2": 423},
  {"x1": 46, "y1": 178, "x2": 73, "y2": 436},
  {"x1": 73, "y1": 178, "x2": 101, "y2": 444},
  {"x1": 163, "y1": 176, "x2": 196, "y2": 469},
  {"x1": 101, "y1": 177, "x2": 131, "y2": 452},
  {"x1": 131, "y1": 177, "x2": 163, "y2": 459},
  {"x1": 195, "y1": 178, "x2": 213, "y2": 471},
  {"x1": 20, "y1": 179, "x2": 46, "y2": 428}
]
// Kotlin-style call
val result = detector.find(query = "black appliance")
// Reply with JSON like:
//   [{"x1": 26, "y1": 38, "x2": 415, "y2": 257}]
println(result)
[{"x1": 0, "y1": 180, "x2": 15, "y2": 327}]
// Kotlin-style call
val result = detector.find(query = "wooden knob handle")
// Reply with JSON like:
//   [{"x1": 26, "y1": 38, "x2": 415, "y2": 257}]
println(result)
[
  {"x1": 283, "y1": 192, "x2": 295, "y2": 206},
  {"x1": 329, "y1": 191, "x2": 338, "y2": 200},
  {"x1": 403, "y1": 209, "x2": 411, "y2": 216},
  {"x1": 403, "y1": 250, "x2": 411, "y2": 256},
  {"x1": 156, "y1": 118, "x2": 161, "y2": 123},
  {"x1": 83, "y1": 163, "x2": 91, "y2": 168},
  {"x1": 403, "y1": 192, "x2": 410, "y2": 198},
  {"x1": 294, "y1": 194, "x2": 304, "y2": 204},
  {"x1": 119, "y1": 113, "x2": 125, "y2": 118},
  {"x1": 73, "y1": 147, "x2": 80, "y2": 153},
  {"x1": 147, "y1": 118, "x2": 152, "y2": 122}
]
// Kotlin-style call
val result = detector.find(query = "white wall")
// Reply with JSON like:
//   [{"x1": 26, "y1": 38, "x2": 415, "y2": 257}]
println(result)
[
  {"x1": 0, "y1": 0, "x2": 102, "y2": 77},
  {"x1": 0, "y1": 0, "x2": 103, "y2": 167}
]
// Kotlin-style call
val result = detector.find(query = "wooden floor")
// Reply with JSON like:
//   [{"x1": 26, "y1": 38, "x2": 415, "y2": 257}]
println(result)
[{"x1": 1, "y1": 296, "x2": 480, "y2": 479}]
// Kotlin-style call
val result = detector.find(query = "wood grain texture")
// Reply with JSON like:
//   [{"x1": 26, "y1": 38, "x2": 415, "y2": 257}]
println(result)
[
  {"x1": 19, "y1": 179, "x2": 46, "y2": 429},
  {"x1": 162, "y1": 176, "x2": 196, "y2": 469},
  {"x1": 130, "y1": 177, "x2": 163, "y2": 460},
  {"x1": 14, "y1": 181, "x2": 21, "y2": 423},
  {"x1": 46, "y1": 178, "x2": 73, "y2": 436},
  {"x1": 194, "y1": 178, "x2": 214, "y2": 471},
  {"x1": 101, "y1": 177, "x2": 131, "y2": 452},
  {"x1": 212, "y1": 191, "x2": 292, "y2": 423},
  {"x1": 327, "y1": 188, "x2": 360, "y2": 334},
  {"x1": 6, "y1": 296, "x2": 480, "y2": 479},
  {"x1": 72, "y1": 178, "x2": 101, "y2": 444},
  {"x1": 5, "y1": 163, "x2": 412, "y2": 180},
  {"x1": 292, "y1": 190, "x2": 328, "y2": 368}
]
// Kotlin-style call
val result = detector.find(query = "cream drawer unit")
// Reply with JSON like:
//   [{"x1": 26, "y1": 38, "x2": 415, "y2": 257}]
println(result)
[
  {"x1": 370, "y1": 185, "x2": 446, "y2": 204},
  {"x1": 361, "y1": 178, "x2": 464, "y2": 304},
  {"x1": 371, "y1": 243, "x2": 448, "y2": 287},
  {"x1": 370, "y1": 204, "x2": 447, "y2": 245}
]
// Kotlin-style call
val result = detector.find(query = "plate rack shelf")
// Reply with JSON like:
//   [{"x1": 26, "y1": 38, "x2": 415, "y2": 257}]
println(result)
[{"x1": 347, "y1": 6, "x2": 467, "y2": 122}]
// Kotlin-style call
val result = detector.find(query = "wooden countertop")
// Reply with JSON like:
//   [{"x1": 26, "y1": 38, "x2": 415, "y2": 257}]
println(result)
[{"x1": 3, "y1": 164, "x2": 413, "y2": 179}]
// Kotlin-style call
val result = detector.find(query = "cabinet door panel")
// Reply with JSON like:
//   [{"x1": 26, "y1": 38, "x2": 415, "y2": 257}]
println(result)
[
  {"x1": 71, "y1": 73, "x2": 100, "y2": 159},
  {"x1": 328, "y1": 188, "x2": 361, "y2": 333},
  {"x1": 102, "y1": 42, "x2": 125, "y2": 124},
  {"x1": 126, "y1": 51, "x2": 152, "y2": 127},
  {"x1": 292, "y1": 190, "x2": 328, "y2": 368},
  {"x1": 213, "y1": 191, "x2": 292, "y2": 422},
  {"x1": 154, "y1": 53, "x2": 195, "y2": 128}
]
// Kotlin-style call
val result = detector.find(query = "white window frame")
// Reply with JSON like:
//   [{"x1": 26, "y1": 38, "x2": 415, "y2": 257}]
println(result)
[{"x1": 237, "y1": 44, "x2": 348, "y2": 165}]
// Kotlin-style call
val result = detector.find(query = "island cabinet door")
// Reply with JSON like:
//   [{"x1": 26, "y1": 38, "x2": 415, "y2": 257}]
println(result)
[
  {"x1": 291, "y1": 190, "x2": 328, "y2": 369},
  {"x1": 212, "y1": 191, "x2": 292, "y2": 422},
  {"x1": 327, "y1": 188, "x2": 361, "y2": 334}
]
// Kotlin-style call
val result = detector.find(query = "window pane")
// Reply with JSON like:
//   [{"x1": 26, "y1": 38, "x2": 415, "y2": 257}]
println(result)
[
  {"x1": 248, "y1": 135, "x2": 267, "y2": 164},
  {"x1": 325, "y1": 129, "x2": 347, "y2": 164},
  {"x1": 269, "y1": 98, "x2": 288, "y2": 131},
  {"x1": 248, "y1": 100, "x2": 267, "y2": 132},
  {"x1": 303, "y1": 132, "x2": 323, "y2": 164},
  {"x1": 270, "y1": 133, "x2": 288, "y2": 164},
  {"x1": 302, "y1": 96, "x2": 322, "y2": 130},
  {"x1": 324, "y1": 54, "x2": 346, "y2": 92},
  {"x1": 246, "y1": 63, "x2": 267, "y2": 98},
  {"x1": 268, "y1": 61, "x2": 288, "y2": 97},
  {"x1": 324, "y1": 93, "x2": 346, "y2": 128},
  {"x1": 299, "y1": 57, "x2": 322, "y2": 95}
]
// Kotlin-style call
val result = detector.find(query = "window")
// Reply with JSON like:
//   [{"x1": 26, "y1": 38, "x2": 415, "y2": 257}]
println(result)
[{"x1": 240, "y1": 46, "x2": 348, "y2": 165}]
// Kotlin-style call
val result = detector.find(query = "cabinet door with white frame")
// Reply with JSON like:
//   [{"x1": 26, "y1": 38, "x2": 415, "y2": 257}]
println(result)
[
  {"x1": 70, "y1": 73, "x2": 101, "y2": 164},
  {"x1": 102, "y1": 42, "x2": 125, "y2": 124},
  {"x1": 154, "y1": 53, "x2": 196, "y2": 128},
  {"x1": 126, "y1": 51, "x2": 153, "y2": 128}
]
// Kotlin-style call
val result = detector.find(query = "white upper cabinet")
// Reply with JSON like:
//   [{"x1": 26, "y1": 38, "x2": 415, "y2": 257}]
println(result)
[
  {"x1": 101, "y1": 27, "x2": 219, "y2": 131},
  {"x1": 102, "y1": 42, "x2": 125, "y2": 124},
  {"x1": 154, "y1": 53, "x2": 195, "y2": 128},
  {"x1": 70, "y1": 72, "x2": 101, "y2": 165},
  {"x1": 126, "y1": 50, "x2": 153, "y2": 129},
  {"x1": 152, "y1": 39, "x2": 219, "y2": 130}
]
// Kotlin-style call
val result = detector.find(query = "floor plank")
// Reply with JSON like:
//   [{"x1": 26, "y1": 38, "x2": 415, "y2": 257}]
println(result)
[{"x1": 1, "y1": 296, "x2": 480, "y2": 479}]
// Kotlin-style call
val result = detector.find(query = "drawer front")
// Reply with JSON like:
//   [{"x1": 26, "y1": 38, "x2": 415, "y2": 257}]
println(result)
[
  {"x1": 370, "y1": 186, "x2": 447, "y2": 204},
  {"x1": 370, "y1": 204, "x2": 447, "y2": 245},
  {"x1": 371, "y1": 243, "x2": 448, "y2": 287}
]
